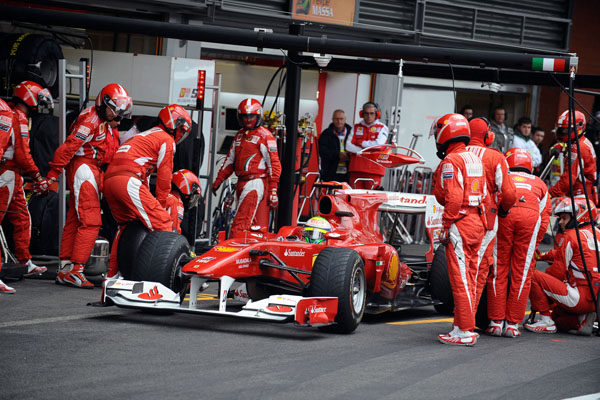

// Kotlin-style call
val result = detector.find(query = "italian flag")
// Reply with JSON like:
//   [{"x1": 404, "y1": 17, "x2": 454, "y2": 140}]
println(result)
[{"x1": 532, "y1": 57, "x2": 566, "y2": 72}]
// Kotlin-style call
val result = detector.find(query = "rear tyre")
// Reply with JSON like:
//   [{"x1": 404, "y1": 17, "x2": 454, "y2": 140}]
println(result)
[
  {"x1": 308, "y1": 247, "x2": 366, "y2": 334},
  {"x1": 429, "y1": 246, "x2": 454, "y2": 315},
  {"x1": 132, "y1": 231, "x2": 190, "y2": 293},
  {"x1": 117, "y1": 221, "x2": 149, "y2": 279}
]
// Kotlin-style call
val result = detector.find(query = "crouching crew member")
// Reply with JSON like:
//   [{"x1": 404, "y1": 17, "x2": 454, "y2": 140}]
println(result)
[
  {"x1": 34, "y1": 83, "x2": 131, "y2": 288},
  {"x1": 524, "y1": 197, "x2": 599, "y2": 336},
  {"x1": 431, "y1": 113, "x2": 486, "y2": 346},
  {"x1": 212, "y1": 98, "x2": 281, "y2": 237},
  {"x1": 166, "y1": 169, "x2": 202, "y2": 234},
  {"x1": 486, "y1": 148, "x2": 551, "y2": 337},
  {"x1": 104, "y1": 105, "x2": 191, "y2": 278}
]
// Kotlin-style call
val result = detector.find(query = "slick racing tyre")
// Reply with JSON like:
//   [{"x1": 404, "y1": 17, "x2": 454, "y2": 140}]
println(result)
[
  {"x1": 429, "y1": 246, "x2": 454, "y2": 315},
  {"x1": 132, "y1": 231, "x2": 190, "y2": 293},
  {"x1": 117, "y1": 221, "x2": 149, "y2": 279},
  {"x1": 308, "y1": 247, "x2": 366, "y2": 334}
]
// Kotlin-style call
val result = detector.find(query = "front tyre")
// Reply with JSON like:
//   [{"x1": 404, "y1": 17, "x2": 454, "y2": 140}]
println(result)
[
  {"x1": 308, "y1": 247, "x2": 366, "y2": 334},
  {"x1": 131, "y1": 231, "x2": 190, "y2": 292}
]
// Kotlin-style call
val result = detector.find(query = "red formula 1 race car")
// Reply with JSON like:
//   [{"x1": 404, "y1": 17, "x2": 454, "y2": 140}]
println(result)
[{"x1": 102, "y1": 146, "x2": 452, "y2": 333}]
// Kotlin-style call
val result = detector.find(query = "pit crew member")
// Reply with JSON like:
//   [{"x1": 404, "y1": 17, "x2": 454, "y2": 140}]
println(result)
[
  {"x1": 104, "y1": 104, "x2": 191, "y2": 278},
  {"x1": 0, "y1": 99, "x2": 19, "y2": 293},
  {"x1": 548, "y1": 110, "x2": 597, "y2": 203},
  {"x1": 466, "y1": 117, "x2": 517, "y2": 308},
  {"x1": 166, "y1": 169, "x2": 202, "y2": 234},
  {"x1": 486, "y1": 148, "x2": 551, "y2": 337},
  {"x1": 212, "y1": 98, "x2": 282, "y2": 237},
  {"x1": 6, "y1": 81, "x2": 53, "y2": 277},
  {"x1": 431, "y1": 113, "x2": 486, "y2": 346},
  {"x1": 34, "y1": 83, "x2": 131, "y2": 288},
  {"x1": 345, "y1": 102, "x2": 388, "y2": 189},
  {"x1": 524, "y1": 197, "x2": 599, "y2": 335}
]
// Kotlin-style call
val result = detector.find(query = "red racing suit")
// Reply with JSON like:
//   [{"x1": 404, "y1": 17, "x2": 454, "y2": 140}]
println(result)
[
  {"x1": 548, "y1": 136, "x2": 597, "y2": 202},
  {"x1": 1, "y1": 106, "x2": 43, "y2": 263},
  {"x1": 345, "y1": 119, "x2": 388, "y2": 189},
  {"x1": 0, "y1": 100, "x2": 17, "y2": 273},
  {"x1": 165, "y1": 191, "x2": 184, "y2": 234},
  {"x1": 529, "y1": 225, "x2": 600, "y2": 331},
  {"x1": 214, "y1": 126, "x2": 281, "y2": 237},
  {"x1": 466, "y1": 143, "x2": 517, "y2": 304},
  {"x1": 47, "y1": 106, "x2": 119, "y2": 265},
  {"x1": 488, "y1": 172, "x2": 551, "y2": 323},
  {"x1": 432, "y1": 142, "x2": 486, "y2": 331},
  {"x1": 104, "y1": 127, "x2": 176, "y2": 276}
]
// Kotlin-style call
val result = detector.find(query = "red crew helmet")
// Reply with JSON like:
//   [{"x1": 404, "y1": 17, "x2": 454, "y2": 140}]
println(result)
[
  {"x1": 13, "y1": 80, "x2": 53, "y2": 112},
  {"x1": 468, "y1": 117, "x2": 495, "y2": 147},
  {"x1": 505, "y1": 147, "x2": 533, "y2": 174},
  {"x1": 556, "y1": 109, "x2": 586, "y2": 142},
  {"x1": 237, "y1": 98, "x2": 263, "y2": 130},
  {"x1": 95, "y1": 83, "x2": 132, "y2": 121},
  {"x1": 172, "y1": 169, "x2": 202, "y2": 208},
  {"x1": 429, "y1": 113, "x2": 470, "y2": 159},
  {"x1": 158, "y1": 104, "x2": 192, "y2": 144},
  {"x1": 553, "y1": 196, "x2": 597, "y2": 227}
]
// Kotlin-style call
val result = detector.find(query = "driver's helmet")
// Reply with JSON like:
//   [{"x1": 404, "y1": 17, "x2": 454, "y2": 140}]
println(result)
[{"x1": 302, "y1": 216, "x2": 332, "y2": 244}]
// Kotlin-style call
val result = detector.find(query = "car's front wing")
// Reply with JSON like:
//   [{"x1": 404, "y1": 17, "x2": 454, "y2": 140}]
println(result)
[{"x1": 103, "y1": 277, "x2": 338, "y2": 327}]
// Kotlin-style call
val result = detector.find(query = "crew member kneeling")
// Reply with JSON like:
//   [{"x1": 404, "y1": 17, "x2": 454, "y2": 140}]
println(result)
[
  {"x1": 524, "y1": 197, "x2": 599, "y2": 335},
  {"x1": 104, "y1": 104, "x2": 191, "y2": 278}
]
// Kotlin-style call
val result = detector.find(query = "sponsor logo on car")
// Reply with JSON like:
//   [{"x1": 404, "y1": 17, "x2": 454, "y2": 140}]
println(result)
[
  {"x1": 309, "y1": 305, "x2": 327, "y2": 314},
  {"x1": 266, "y1": 305, "x2": 293, "y2": 313},
  {"x1": 284, "y1": 249, "x2": 305, "y2": 257},
  {"x1": 215, "y1": 246, "x2": 238, "y2": 252},
  {"x1": 197, "y1": 256, "x2": 216, "y2": 263},
  {"x1": 236, "y1": 257, "x2": 251, "y2": 268}
]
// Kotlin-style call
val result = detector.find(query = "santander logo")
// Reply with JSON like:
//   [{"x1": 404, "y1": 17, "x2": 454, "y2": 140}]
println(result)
[
  {"x1": 309, "y1": 305, "x2": 327, "y2": 314},
  {"x1": 284, "y1": 249, "x2": 305, "y2": 257}
]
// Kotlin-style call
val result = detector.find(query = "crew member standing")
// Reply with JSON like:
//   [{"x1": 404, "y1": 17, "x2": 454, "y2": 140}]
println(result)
[
  {"x1": 548, "y1": 110, "x2": 597, "y2": 203},
  {"x1": 524, "y1": 197, "x2": 599, "y2": 335},
  {"x1": 103, "y1": 105, "x2": 191, "y2": 278},
  {"x1": 466, "y1": 117, "x2": 517, "y2": 307},
  {"x1": 34, "y1": 83, "x2": 132, "y2": 288},
  {"x1": 345, "y1": 102, "x2": 388, "y2": 189},
  {"x1": 431, "y1": 113, "x2": 486, "y2": 346},
  {"x1": 486, "y1": 148, "x2": 551, "y2": 337},
  {"x1": 6, "y1": 81, "x2": 53, "y2": 277},
  {"x1": 0, "y1": 99, "x2": 19, "y2": 293},
  {"x1": 212, "y1": 98, "x2": 281, "y2": 237}
]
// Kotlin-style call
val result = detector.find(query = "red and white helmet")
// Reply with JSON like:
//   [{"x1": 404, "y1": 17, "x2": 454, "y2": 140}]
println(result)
[
  {"x1": 553, "y1": 196, "x2": 597, "y2": 227},
  {"x1": 158, "y1": 104, "x2": 192, "y2": 144},
  {"x1": 95, "y1": 83, "x2": 132, "y2": 121},
  {"x1": 13, "y1": 80, "x2": 53, "y2": 112},
  {"x1": 172, "y1": 169, "x2": 202, "y2": 208},
  {"x1": 429, "y1": 113, "x2": 470, "y2": 159},
  {"x1": 556, "y1": 109, "x2": 586, "y2": 142},
  {"x1": 237, "y1": 98, "x2": 263, "y2": 130},
  {"x1": 505, "y1": 147, "x2": 533, "y2": 174},
  {"x1": 468, "y1": 117, "x2": 495, "y2": 147}
]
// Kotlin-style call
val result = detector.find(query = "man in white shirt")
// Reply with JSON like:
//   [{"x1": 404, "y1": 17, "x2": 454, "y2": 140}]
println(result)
[{"x1": 511, "y1": 116, "x2": 542, "y2": 169}]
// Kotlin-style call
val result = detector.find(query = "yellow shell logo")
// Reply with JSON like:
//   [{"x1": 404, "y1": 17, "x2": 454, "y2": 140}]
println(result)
[
  {"x1": 471, "y1": 179, "x2": 479, "y2": 192},
  {"x1": 514, "y1": 176, "x2": 525, "y2": 182}
]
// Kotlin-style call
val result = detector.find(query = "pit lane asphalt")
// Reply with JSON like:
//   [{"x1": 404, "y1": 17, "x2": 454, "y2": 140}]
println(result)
[{"x1": 1, "y1": 246, "x2": 599, "y2": 400}]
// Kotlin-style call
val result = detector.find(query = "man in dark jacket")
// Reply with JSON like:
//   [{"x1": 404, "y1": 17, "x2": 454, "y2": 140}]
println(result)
[{"x1": 318, "y1": 109, "x2": 351, "y2": 182}]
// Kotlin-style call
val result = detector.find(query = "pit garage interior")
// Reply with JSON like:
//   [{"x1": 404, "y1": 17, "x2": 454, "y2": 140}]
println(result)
[{"x1": 0, "y1": 0, "x2": 599, "y2": 278}]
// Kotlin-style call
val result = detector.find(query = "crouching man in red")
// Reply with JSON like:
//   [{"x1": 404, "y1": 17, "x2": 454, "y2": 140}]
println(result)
[
  {"x1": 166, "y1": 169, "x2": 202, "y2": 234},
  {"x1": 524, "y1": 197, "x2": 599, "y2": 335},
  {"x1": 431, "y1": 113, "x2": 486, "y2": 346},
  {"x1": 104, "y1": 105, "x2": 191, "y2": 278},
  {"x1": 212, "y1": 98, "x2": 281, "y2": 237}
]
